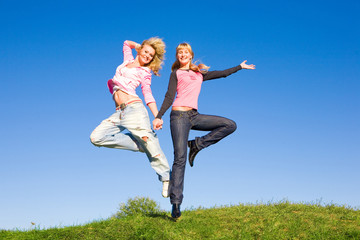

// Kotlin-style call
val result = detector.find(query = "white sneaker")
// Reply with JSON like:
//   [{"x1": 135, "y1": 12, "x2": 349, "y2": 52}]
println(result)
[{"x1": 162, "y1": 181, "x2": 169, "y2": 198}]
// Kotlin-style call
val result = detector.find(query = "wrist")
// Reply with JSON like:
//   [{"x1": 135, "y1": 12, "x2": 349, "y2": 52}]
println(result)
[{"x1": 135, "y1": 43, "x2": 141, "y2": 50}]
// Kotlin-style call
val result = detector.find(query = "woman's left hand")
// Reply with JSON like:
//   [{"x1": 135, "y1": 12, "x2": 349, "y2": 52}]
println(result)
[
  {"x1": 240, "y1": 60, "x2": 256, "y2": 69},
  {"x1": 135, "y1": 43, "x2": 141, "y2": 52}
]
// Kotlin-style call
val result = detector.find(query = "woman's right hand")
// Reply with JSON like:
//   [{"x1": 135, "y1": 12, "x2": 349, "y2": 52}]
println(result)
[
  {"x1": 152, "y1": 118, "x2": 163, "y2": 130},
  {"x1": 240, "y1": 60, "x2": 256, "y2": 69},
  {"x1": 126, "y1": 40, "x2": 141, "y2": 51}
]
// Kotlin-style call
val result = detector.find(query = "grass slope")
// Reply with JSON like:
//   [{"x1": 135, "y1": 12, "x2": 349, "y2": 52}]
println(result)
[{"x1": 1, "y1": 199, "x2": 359, "y2": 239}]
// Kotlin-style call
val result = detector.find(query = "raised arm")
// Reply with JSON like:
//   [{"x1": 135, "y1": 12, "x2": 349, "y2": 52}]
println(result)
[
  {"x1": 125, "y1": 40, "x2": 141, "y2": 51},
  {"x1": 123, "y1": 40, "x2": 142, "y2": 62}
]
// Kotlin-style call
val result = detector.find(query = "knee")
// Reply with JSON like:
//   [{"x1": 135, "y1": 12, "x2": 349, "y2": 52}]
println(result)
[
  {"x1": 225, "y1": 119, "x2": 237, "y2": 134},
  {"x1": 173, "y1": 157, "x2": 187, "y2": 168},
  {"x1": 90, "y1": 137, "x2": 99, "y2": 146},
  {"x1": 90, "y1": 132, "x2": 101, "y2": 146}
]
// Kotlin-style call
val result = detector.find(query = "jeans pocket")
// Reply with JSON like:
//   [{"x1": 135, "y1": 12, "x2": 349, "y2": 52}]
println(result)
[
  {"x1": 177, "y1": 112, "x2": 184, "y2": 120},
  {"x1": 171, "y1": 112, "x2": 184, "y2": 121}
]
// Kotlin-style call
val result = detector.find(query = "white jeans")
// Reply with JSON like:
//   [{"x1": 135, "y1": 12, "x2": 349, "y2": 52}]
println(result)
[{"x1": 90, "y1": 102, "x2": 170, "y2": 181}]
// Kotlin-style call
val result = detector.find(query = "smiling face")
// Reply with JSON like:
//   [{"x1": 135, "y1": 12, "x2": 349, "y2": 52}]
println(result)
[
  {"x1": 177, "y1": 47, "x2": 193, "y2": 68},
  {"x1": 138, "y1": 44, "x2": 156, "y2": 66}
]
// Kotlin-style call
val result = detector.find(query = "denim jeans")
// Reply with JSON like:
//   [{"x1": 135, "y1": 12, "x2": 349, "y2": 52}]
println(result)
[
  {"x1": 90, "y1": 102, "x2": 170, "y2": 181},
  {"x1": 169, "y1": 109, "x2": 237, "y2": 204}
]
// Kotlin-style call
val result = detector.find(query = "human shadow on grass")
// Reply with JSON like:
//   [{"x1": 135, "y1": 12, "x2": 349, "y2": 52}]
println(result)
[{"x1": 147, "y1": 212, "x2": 177, "y2": 222}]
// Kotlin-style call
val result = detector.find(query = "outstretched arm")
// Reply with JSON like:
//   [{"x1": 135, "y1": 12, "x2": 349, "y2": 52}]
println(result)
[
  {"x1": 202, "y1": 65, "x2": 242, "y2": 81},
  {"x1": 203, "y1": 60, "x2": 256, "y2": 81}
]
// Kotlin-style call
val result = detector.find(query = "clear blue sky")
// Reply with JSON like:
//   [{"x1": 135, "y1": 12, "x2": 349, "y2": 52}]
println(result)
[{"x1": 1, "y1": 0, "x2": 359, "y2": 230}]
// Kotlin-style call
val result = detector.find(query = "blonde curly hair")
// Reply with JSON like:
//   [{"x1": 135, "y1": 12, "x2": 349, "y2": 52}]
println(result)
[{"x1": 141, "y1": 37, "x2": 166, "y2": 76}]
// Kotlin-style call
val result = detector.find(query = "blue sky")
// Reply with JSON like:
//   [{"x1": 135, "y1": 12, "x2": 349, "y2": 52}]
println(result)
[{"x1": 1, "y1": 0, "x2": 359, "y2": 230}]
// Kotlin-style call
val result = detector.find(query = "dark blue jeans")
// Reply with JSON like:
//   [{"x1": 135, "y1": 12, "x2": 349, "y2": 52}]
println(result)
[{"x1": 169, "y1": 109, "x2": 237, "y2": 204}]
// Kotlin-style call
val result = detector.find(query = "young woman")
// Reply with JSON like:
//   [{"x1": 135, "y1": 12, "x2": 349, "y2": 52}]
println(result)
[
  {"x1": 90, "y1": 38, "x2": 170, "y2": 198},
  {"x1": 153, "y1": 43, "x2": 255, "y2": 218}
]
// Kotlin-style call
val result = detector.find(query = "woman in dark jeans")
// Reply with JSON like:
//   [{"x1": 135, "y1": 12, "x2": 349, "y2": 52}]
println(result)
[{"x1": 153, "y1": 43, "x2": 255, "y2": 218}]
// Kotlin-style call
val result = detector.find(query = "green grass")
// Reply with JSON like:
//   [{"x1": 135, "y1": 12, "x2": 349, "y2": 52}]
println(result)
[{"x1": 1, "y1": 198, "x2": 359, "y2": 239}]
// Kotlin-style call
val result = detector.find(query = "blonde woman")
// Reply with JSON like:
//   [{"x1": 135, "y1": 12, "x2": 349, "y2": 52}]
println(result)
[
  {"x1": 91, "y1": 38, "x2": 170, "y2": 198},
  {"x1": 153, "y1": 43, "x2": 255, "y2": 218}
]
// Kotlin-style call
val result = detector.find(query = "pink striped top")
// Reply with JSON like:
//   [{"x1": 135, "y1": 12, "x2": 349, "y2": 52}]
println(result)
[{"x1": 107, "y1": 41, "x2": 156, "y2": 105}]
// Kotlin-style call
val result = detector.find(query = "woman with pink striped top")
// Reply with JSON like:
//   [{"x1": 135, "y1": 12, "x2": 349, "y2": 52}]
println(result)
[
  {"x1": 153, "y1": 43, "x2": 255, "y2": 218},
  {"x1": 90, "y1": 38, "x2": 170, "y2": 198}
]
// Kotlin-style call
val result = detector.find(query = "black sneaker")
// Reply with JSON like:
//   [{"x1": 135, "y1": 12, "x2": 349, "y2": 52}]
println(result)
[
  {"x1": 171, "y1": 204, "x2": 181, "y2": 219},
  {"x1": 188, "y1": 140, "x2": 200, "y2": 167}
]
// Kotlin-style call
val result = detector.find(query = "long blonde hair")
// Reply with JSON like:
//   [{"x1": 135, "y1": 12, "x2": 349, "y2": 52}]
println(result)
[
  {"x1": 141, "y1": 37, "x2": 165, "y2": 76},
  {"x1": 171, "y1": 43, "x2": 209, "y2": 73}
]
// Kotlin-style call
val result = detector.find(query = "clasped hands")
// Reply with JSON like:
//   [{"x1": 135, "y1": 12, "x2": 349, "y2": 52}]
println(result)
[{"x1": 152, "y1": 118, "x2": 163, "y2": 130}]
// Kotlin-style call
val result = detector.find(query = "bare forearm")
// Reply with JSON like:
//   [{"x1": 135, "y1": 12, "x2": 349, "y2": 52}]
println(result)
[
  {"x1": 125, "y1": 40, "x2": 141, "y2": 50},
  {"x1": 147, "y1": 102, "x2": 159, "y2": 118}
]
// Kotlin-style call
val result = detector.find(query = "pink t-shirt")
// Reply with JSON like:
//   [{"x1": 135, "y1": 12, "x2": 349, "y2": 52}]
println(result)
[
  {"x1": 172, "y1": 70, "x2": 203, "y2": 110},
  {"x1": 107, "y1": 41, "x2": 156, "y2": 105}
]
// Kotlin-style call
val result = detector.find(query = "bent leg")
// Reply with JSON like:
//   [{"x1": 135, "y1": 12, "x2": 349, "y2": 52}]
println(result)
[
  {"x1": 191, "y1": 113, "x2": 237, "y2": 150},
  {"x1": 90, "y1": 111, "x2": 143, "y2": 152}
]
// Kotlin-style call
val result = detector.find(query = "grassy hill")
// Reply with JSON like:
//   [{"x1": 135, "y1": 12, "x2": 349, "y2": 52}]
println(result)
[{"x1": 1, "y1": 197, "x2": 359, "y2": 239}]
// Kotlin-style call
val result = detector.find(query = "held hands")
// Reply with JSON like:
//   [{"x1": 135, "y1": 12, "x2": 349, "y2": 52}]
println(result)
[
  {"x1": 152, "y1": 118, "x2": 163, "y2": 130},
  {"x1": 240, "y1": 60, "x2": 256, "y2": 70}
]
